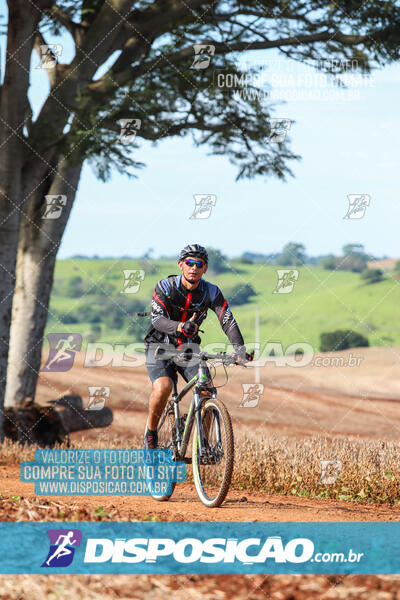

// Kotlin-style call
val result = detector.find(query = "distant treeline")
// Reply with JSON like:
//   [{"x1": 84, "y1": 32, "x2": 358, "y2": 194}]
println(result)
[{"x1": 69, "y1": 242, "x2": 390, "y2": 274}]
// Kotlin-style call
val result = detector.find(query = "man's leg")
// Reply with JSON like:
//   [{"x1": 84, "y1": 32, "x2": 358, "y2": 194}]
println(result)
[
  {"x1": 144, "y1": 345, "x2": 177, "y2": 448},
  {"x1": 144, "y1": 376, "x2": 174, "y2": 449},
  {"x1": 147, "y1": 376, "x2": 173, "y2": 431}
]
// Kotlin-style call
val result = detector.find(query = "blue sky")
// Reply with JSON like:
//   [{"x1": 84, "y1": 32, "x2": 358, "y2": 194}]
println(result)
[{"x1": 1, "y1": 4, "x2": 399, "y2": 260}]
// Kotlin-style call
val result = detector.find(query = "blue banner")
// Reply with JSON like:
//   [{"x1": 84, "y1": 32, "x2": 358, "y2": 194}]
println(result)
[
  {"x1": 0, "y1": 522, "x2": 398, "y2": 574},
  {"x1": 20, "y1": 449, "x2": 186, "y2": 496}
]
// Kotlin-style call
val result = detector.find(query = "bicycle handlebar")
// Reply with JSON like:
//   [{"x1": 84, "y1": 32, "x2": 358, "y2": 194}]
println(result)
[{"x1": 154, "y1": 346, "x2": 254, "y2": 366}]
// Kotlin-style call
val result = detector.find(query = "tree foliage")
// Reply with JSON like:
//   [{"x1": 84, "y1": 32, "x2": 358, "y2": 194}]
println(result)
[
  {"x1": 280, "y1": 242, "x2": 306, "y2": 266},
  {"x1": 207, "y1": 247, "x2": 230, "y2": 274},
  {"x1": 16, "y1": 0, "x2": 400, "y2": 185}
]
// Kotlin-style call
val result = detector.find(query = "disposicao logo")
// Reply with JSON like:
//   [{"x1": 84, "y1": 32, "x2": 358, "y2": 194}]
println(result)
[
  {"x1": 83, "y1": 536, "x2": 314, "y2": 564},
  {"x1": 42, "y1": 529, "x2": 82, "y2": 567}
]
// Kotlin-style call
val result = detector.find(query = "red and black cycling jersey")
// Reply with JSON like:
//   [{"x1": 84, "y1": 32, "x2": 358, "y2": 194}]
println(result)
[{"x1": 144, "y1": 275, "x2": 245, "y2": 350}]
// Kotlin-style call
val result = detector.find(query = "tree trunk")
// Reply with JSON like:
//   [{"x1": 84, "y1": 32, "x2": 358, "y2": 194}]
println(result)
[
  {"x1": 4, "y1": 156, "x2": 82, "y2": 408},
  {"x1": 0, "y1": 2, "x2": 41, "y2": 438},
  {"x1": 0, "y1": 211, "x2": 19, "y2": 439}
]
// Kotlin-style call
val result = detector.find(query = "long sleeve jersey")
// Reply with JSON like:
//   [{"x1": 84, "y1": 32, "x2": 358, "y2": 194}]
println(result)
[{"x1": 143, "y1": 275, "x2": 245, "y2": 350}]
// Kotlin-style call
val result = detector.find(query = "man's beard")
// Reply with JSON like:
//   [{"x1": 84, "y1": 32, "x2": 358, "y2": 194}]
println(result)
[{"x1": 183, "y1": 272, "x2": 199, "y2": 284}]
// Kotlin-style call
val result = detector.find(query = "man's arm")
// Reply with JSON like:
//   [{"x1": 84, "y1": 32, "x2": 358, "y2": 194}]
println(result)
[
  {"x1": 151, "y1": 281, "x2": 181, "y2": 336},
  {"x1": 210, "y1": 286, "x2": 245, "y2": 353}
]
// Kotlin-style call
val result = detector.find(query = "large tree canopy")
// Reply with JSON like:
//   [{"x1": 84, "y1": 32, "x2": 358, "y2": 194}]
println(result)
[{"x1": 0, "y1": 0, "x2": 399, "y2": 440}]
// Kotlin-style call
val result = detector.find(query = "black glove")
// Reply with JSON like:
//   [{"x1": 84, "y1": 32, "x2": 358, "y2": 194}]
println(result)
[
  {"x1": 234, "y1": 345, "x2": 247, "y2": 360},
  {"x1": 234, "y1": 346, "x2": 254, "y2": 361},
  {"x1": 182, "y1": 320, "x2": 197, "y2": 337}
]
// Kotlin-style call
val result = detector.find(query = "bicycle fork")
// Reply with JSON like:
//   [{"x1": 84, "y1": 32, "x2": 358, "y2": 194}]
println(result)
[
  {"x1": 178, "y1": 398, "x2": 195, "y2": 458},
  {"x1": 175, "y1": 388, "x2": 213, "y2": 458}
]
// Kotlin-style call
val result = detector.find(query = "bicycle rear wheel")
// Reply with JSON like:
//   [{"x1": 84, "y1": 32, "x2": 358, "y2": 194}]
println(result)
[
  {"x1": 150, "y1": 403, "x2": 177, "y2": 502},
  {"x1": 192, "y1": 398, "x2": 234, "y2": 508}
]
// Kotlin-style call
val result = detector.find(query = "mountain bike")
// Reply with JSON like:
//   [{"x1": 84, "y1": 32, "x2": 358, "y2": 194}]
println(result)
[{"x1": 150, "y1": 346, "x2": 253, "y2": 508}]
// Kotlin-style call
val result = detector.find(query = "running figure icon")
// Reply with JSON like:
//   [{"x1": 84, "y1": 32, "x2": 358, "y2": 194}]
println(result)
[
  {"x1": 42, "y1": 195, "x2": 66, "y2": 219},
  {"x1": 45, "y1": 531, "x2": 77, "y2": 566},
  {"x1": 45, "y1": 335, "x2": 78, "y2": 370}
]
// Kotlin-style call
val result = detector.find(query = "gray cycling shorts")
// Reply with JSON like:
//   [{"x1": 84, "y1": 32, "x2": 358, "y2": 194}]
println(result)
[{"x1": 145, "y1": 345, "x2": 211, "y2": 385}]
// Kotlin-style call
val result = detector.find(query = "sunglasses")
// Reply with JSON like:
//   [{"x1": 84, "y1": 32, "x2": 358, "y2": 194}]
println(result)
[{"x1": 184, "y1": 258, "x2": 205, "y2": 268}]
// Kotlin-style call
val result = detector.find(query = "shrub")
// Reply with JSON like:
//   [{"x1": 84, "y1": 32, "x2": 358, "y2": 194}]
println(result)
[
  {"x1": 238, "y1": 254, "x2": 253, "y2": 264},
  {"x1": 320, "y1": 329, "x2": 369, "y2": 352},
  {"x1": 361, "y1": 268, "x2": 384, "y2": 284},
  {"x1": 60, "y1": 313, "x2": 79, "y2": 324},
  {"x1": 322, "y1": 256, "x2": 336, "y2": 270},
  {"x1": 52, "y1": 277, "x2": 65, "y2": 295},
  {"x1": 85, "y1": 325, "x2": 101, "y2": 343},
  {"x1": 323, "y1": 255, "x2": 367, "y2": 272},
  {"x1": 66, "y1": 275, "x2": 85, "y2": 298},
  {"x1": 343, "y1": 255, "x2": 368, "y2": 272},
  {"x1": 227, "y1": 283, "x2": 257, "y2": 306},
  {"x1": 78, "y1": 304, "x2": 103, "y2": 323},
  {"x1": 103, "y1": 311, "x2": 125, "y2": 330},
  {"x1": 91, "y1": 282, "x2": 116, "y2": 296},
  {"x1": 89, "y1": 314, "x2": 102, "y2": 323}
]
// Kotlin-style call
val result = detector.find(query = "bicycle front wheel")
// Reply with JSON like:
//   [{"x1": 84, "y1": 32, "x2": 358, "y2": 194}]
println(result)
[
  {"x1": 192, "y1": 398, "x2": 234, "y2": 508},
  {"x1": 151, "y1": 404, "x2": 177, "y2": 502}
]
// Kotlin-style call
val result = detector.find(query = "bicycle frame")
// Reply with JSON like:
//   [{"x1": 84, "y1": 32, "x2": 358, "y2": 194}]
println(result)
[
  {"x1": 169, "y1": 359, "x2": 218, "y2": 459},
  {"x1": 152, "y1": 347, "x2": 252, "y2": 505}
]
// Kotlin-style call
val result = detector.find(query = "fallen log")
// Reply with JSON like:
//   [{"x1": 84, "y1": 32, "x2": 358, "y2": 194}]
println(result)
[
  {"x1": 50, "y1": 394, "x2": 113, "y2": 433},
  {"x1": 4, "y1": 395, "x2": 113, "y2": 447}
]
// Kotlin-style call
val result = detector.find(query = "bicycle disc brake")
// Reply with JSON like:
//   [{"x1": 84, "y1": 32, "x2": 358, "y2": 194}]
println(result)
[{"x1": 199, "y1": 441, "x2": 223, "y2": 465}]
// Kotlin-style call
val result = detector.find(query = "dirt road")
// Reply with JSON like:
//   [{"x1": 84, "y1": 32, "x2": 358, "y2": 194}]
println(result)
[{"x1": 1, "y1": 465, "x2": 400, "y2": 522}]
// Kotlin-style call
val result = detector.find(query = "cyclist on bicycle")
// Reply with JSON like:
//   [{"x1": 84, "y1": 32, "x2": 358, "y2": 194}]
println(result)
[{"x1": 143, "y1": 243, "x2": 248, "y2": 448}]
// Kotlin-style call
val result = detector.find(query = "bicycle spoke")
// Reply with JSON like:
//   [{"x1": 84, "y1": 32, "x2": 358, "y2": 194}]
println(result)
[{"x1": 157, "y1": 406, "x2": 176, "y2": 452}]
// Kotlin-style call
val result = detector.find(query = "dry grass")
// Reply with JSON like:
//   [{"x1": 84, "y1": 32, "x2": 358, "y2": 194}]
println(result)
[
  {"x1": 0, "y1": 434, "x2": 144, "y2": 465},
  {"x1": 232, "y1": 435, "x2": 400, "y2": 503},
  {"x1": 0, "y1": 437, "x2": 38, "y2": 464},
  {"x1": 2, "y1": 434, "x2": 400, "y2": 504}
]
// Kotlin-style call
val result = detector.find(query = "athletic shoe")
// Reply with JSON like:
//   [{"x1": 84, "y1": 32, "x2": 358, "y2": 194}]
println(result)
[{"x1": 144, "y1": 429, "x2": 158, "y2": 449}]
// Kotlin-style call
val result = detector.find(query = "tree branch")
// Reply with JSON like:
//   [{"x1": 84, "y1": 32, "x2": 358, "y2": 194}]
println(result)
[
  {"x1": 75, "y1": 0, "x2": 133, "y2": 66},
  {"x1": 95, "y1": 116, "x2": 258, "y2": 141},
  {"x1": 90, "y1": 29, "x2": 372, "y2": 94},
  {"x1": 48, "y1": 5, "x2": 86, "y2": 45},
  {"x1": 30, "y1": 0, "x2": 133, "y2": 154},
  {"x1": 93, "y1": 0, "x2": 208, "y2": 86},
  {"x1": 127, "y1": 0, "x2": 208, "y2": 35},
  {"x1": 33, "y1": 31, "x2": 58, "y2": 87}
]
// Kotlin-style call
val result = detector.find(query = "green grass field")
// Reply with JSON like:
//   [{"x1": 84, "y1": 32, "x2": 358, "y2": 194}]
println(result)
[{"x1": 47, "y1": 258, "x2": 400, "y2": 351}]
